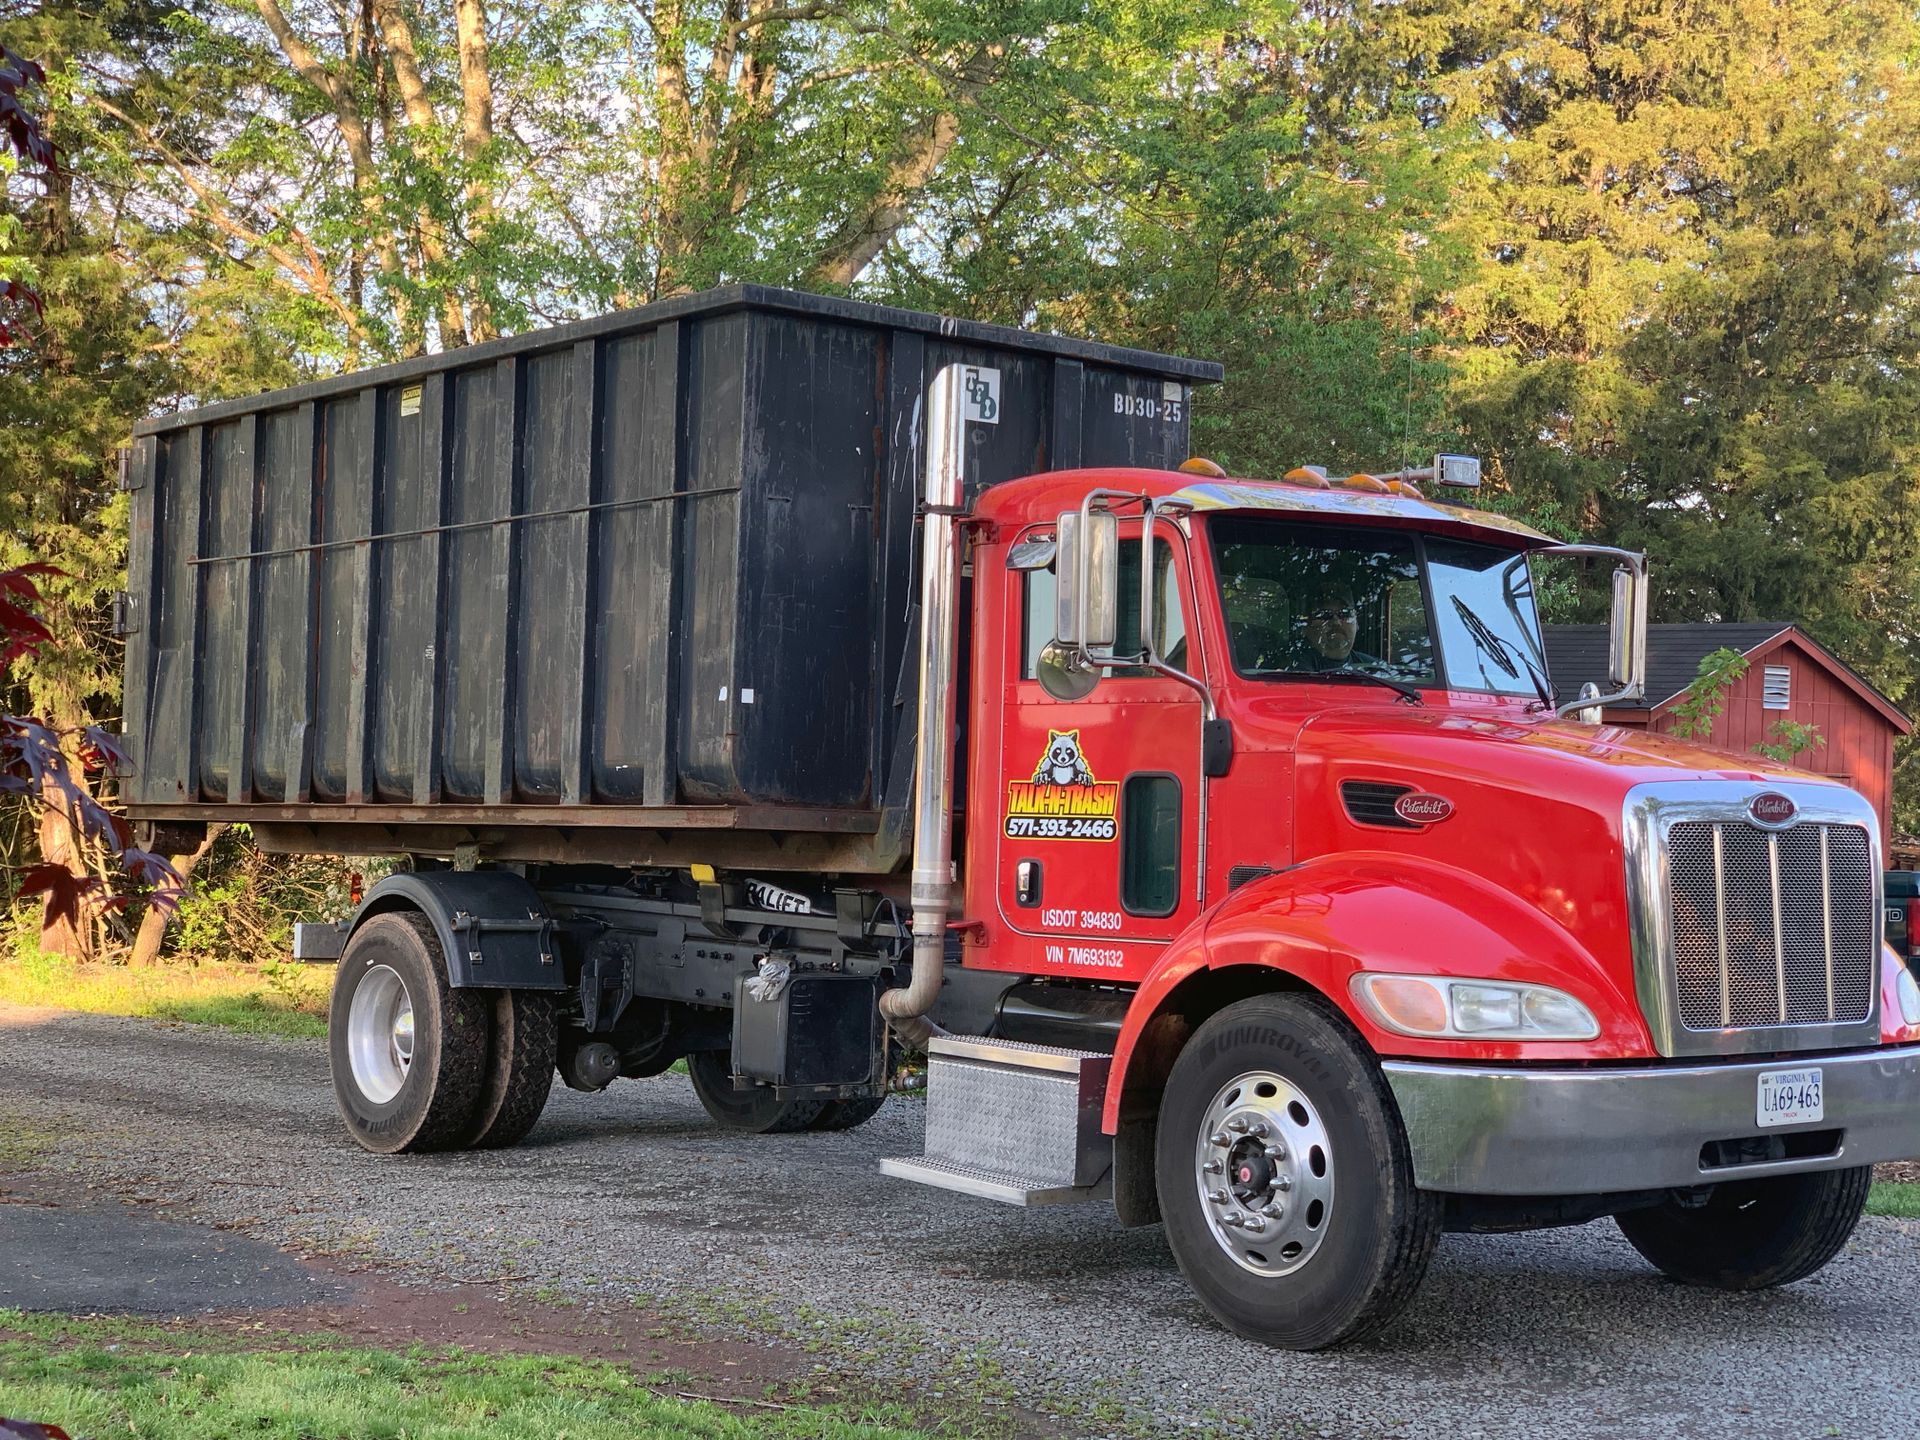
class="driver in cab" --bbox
[1300,582,1380,672]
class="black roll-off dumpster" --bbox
[119,285,1219,871]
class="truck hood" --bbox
[1267,701,1857,1024]
[1289,701,1822,811]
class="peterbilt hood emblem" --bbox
[1393,792,1454,825]
[1748,791,1797,827]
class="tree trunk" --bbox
[128,824,226,968]
[35,759,92,960]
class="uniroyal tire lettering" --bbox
[1392,792,1453,825]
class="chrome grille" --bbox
[1666,821,1874,1032]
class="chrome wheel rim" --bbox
[1193,1069,1335,1277]
[347,964,415,1105]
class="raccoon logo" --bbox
[1033,729,1096,787]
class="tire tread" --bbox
[465,991,558,1150]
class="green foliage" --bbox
[3,0,1919,824]
[1867,1182,1920,1220]
[1754,720,1823,766]
[0,1312,930,1439]
[166,830,392,966]
[1669,648,1751,741]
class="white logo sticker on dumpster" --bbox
[962,366,1001,424]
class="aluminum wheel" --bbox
[346,962,416,1105]
[1193,1068,1336,1277]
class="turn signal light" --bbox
[1350,972,1600,1042]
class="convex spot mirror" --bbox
[1054,509,1119,655]
[1036,640,1099,701]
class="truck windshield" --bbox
[1209,517,1548,697]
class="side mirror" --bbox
[1054,508,1119,657]
[1607,563,1647,695]
[1541,542,1650,718]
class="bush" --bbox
[163,827,394,966]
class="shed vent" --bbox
[1763,665,1791,710]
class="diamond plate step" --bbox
[878,1156,1113,1206]
[880,1034,1113,1208]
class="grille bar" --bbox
[1666,820,1874,1033]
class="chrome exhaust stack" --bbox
[881,364,967,1047]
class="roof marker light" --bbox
[1343,473,1390,493]
[1282,466,1331,488]
[1178,457,1227,477]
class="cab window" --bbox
[1022,540,1187,679]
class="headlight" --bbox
[1351,972,1601,1042]
[1897,964,1920,1028]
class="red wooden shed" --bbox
[1544,623,1912,851]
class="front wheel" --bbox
[1155,992,1441,1350]
[1615,1167,1872,1290]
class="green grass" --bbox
[0,950,332,1039]
[1867,1181,1920,1219]
[0,1310,930,1440]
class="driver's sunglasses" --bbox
[1307,606,1356,622]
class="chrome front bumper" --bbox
[1383,1043,1920,1196]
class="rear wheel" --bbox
[463,990,558,1149]
[330,914,490,1154]
[1615,1167,1872,1289]
[685,1050,825,1133]
[1155,993,1441,1350]
[808,1094,887,1131]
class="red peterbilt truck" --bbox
[119,287,1920,1349]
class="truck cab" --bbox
[880,453,1920,1348]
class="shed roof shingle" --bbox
[1543,622,1791,711]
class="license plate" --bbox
[1757,1068,1824,1128]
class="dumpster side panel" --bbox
[442,362,509,802]
[122,286,1217,860]
[591,326,675,804]
[253,404,317,801]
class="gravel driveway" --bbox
[3,1004,1916,1439]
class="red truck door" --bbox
[982,526,1208,984]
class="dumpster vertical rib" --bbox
[344,389,383,805]
[640,322,682,808]
[561,338,602,806]
[413,373,450,806]
[121,436,158,803]
[485,356,527,806]
[1050,356,1085,470]
[876,327,926,800]
[177,425,208,804]
[287,402,320,802]
[225,413,260,804]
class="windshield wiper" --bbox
[1449,595,1554,707]
[1267,668,1425,705]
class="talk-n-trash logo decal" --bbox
[1749,791,1797,827]
[1004,730,1120,841]
[1393,792,1454,825]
